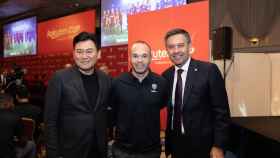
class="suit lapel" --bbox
[182,59,198,110]
[94,70,103,111]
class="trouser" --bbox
[170,132,210,158]
[112,144,160,158]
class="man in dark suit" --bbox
[162,28,230,158]
[44,32,111,158]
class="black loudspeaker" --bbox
[211,27,233,60]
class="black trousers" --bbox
[170,132,210,158]
[112,144,160,158]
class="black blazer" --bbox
[44,66,111,158]
[162,59,230,155]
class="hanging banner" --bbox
[38,10,96,54]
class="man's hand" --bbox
[210,146,224,158]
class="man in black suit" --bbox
[162,28,230,158]
[45,32,111,158]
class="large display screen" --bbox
[3,17,37,58]
[101,0,187,47]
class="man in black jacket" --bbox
[162,28,230,158]
[44,32,111,158]
[111,41,168,158]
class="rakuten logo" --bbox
[151,49,169,61]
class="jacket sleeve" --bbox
[162,70,173,157]
[209,63,231,150]
[109,78,118,128]
[44,72,63,158]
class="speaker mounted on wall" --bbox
[211,26,233,60]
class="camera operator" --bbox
[5,65,27,99]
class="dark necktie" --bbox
[173,69,183,134]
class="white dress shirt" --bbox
[171,57,191,133]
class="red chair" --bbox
[21,117,36,140]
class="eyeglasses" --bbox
[75,48,96,54]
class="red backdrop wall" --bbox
[128,1,209,74]
[98,45,128,77]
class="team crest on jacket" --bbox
[151,83,158,92]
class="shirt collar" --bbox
[128,69,152,83]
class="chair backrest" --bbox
[21,117,35,140]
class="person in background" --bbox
[14,86,42,140]
[0,69,8,93]
[64,63,72,68]
[14,86,41,122]
[0,93,36,158]
[44,32,111,158]
[99,65,110,75]
[162,28,230,158]
[110,40,168,158]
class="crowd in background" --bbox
[0,64,47,158]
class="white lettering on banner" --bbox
[152,49,168,61]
